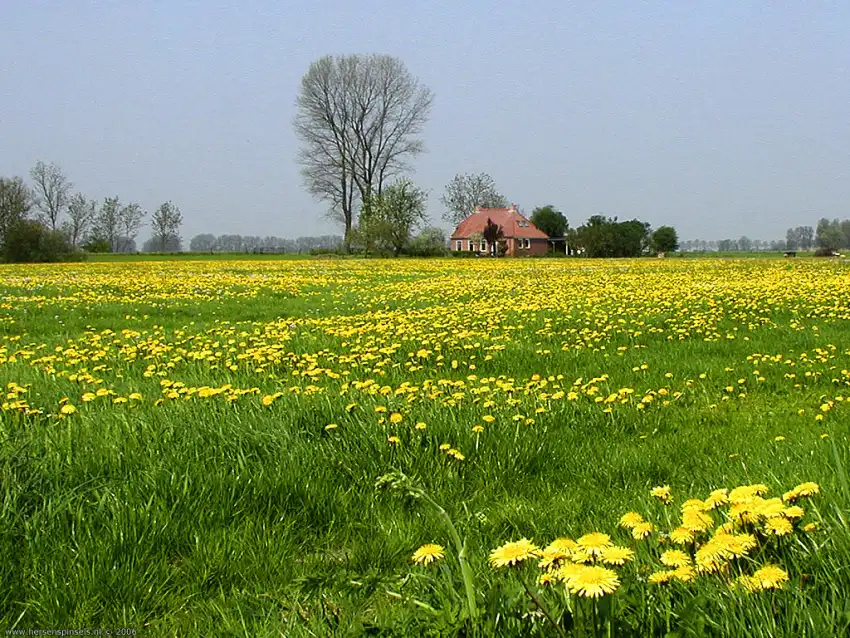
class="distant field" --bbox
[1,257,848,636]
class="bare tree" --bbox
[91,196,122,251]
[0,176,32,247]
[440,173,508,226]
[117,202,145,252]
[64,193,96,247]
[294,54,433,249]
[29,161,73,230]
[149,201,183,251]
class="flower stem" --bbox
[520,574,567,638]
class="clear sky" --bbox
[2,1,848,242]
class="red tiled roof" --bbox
[450,205,550,240]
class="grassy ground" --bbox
[1,257,848,636]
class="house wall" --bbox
[509,238,549,256]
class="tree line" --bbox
[0,161,183,262]
[679,220,850,254]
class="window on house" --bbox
[525,239,531,249]
[456,240,462,251]
[481,239,488,253]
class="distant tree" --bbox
[117,203,145,252]
[149,201,183,252]
[2,218,77,263]
[363,178,428,256]
[815,218,844,252]
[189,234,216,251]
[440,173,508,226]
[574,215,651,258]
[651,226,679,254]
[90,197,121,252]
[29,161,73,231]
[738,236,752,252]
[530,205,568,239]
[841,220,850,250]
[482,218,505,257]
[64,193,96,248]
[785,228,798,251]
[142,235,182,252]
[0,176,32,249]
[408,227,447,257]
[294,54,433,251]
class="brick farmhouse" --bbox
[450,204,551,256]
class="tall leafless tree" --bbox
[29,161,73,230]
[65,193,96,247]
[440,172,508,226]
[118,202,145,252]
[294,54,433,249]
[150,201,183,251]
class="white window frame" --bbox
[455,240,462,251]
[526,239,532,249]
[481,239,488,253]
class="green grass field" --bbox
[1,257,848,636]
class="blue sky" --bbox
[2,1,849,242]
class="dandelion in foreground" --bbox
[670,527,695,545]
[618,511,645,529]
[631,522,654,540]
[651,485,673,505]
[747,564,789,591]
[411,544,444,566]
[599,545,634,566]
[764,516,793,536]
[576,532,612,557]
[660,550,691,568]
[60,404,77,415]
[489,538,541,568]
[566,565,620,597]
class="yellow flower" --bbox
[669,527,695,545]
[618,512,645,529]
[566,565,620,597]
[704,488,729,509]
[389,412,403,424]
[576,532,612,557]
[60,404,77,415]
[764,516,793,536]
[482,415,495,423]
[387,435,400,445]
[774,435,785,442]
[599,545,634,566]
[751,564,789,590]
[81,392,96,402]
[672,565,696,582]
[324,423,338,431]
[411,543,444,565]
[261,394,275,406]
[538,538,576,569]
[415,422,427,430]
[682,509,714,533]
[631,522,654,540]
[803,522,818,533]
[472,424,484,433]
[489,538,541,568]
[651,485,673,504]
[128,392,143,400]
[648,570,674,584]
[660,550,691,568]
[782,505,804,519]
[782,482,820,502]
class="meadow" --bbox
[1,256,849,636]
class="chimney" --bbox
[508,203,517,212]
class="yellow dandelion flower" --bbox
[389,412,403,424]
[735,574,762,593]
[387,435,400,445]
[705,488,729,509]
[670,527,695,545]
[60,404,77,415]
[631,522,654,540]
[729,484,769,503]
[764,516,793,536]
[782,506,804,519]
[660,550,691,568]
[682,509,714,533]
[576,532,612,556]
[751,564,789,590]
[681,498,709,512]
[783,482,820,502]
[555,561,585,584]
[261,394,275,406]
[599,545,634,566]
[482,415,495,423]
[803,522,818,533]
[538,571,558,586]
[651,485,673,504]
[538,538,576,569]
[128,392,143,400]
[411,544,444,565]
[672,565,696,582]
[415,422,427,430]
[648,570,674,584]
[472,424,484,433]
[566,565,620,598]
[324,423,338,431]
[439,443,451,451]
[489,539,541,568]
[618,512,645,529]
[81,392,96,402]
